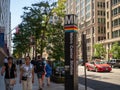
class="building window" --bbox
[86,12,90,19]
[98,26,100,33]
[107,12,109,18]
[86,0,90,4]
[112,18,120,27]
[103,2,105,8]
[112,6,120,16]
[112,0,120,6]
[112,30,119,38]
[98,2,105,8]
[98,37,100,41]
[106,1,109,8]
[107,22,109,29]
[98,18,100,23]
[86,4,90,12]
[107,32,109,39]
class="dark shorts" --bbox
[37,72,45,79]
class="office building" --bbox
[0,0,11,64]
[66,0,106,60]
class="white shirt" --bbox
[21,63,33,78]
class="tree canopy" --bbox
[13,0,66,61]
[110,42,120,59]
[93,43,106,59]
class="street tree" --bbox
[110,42,120,59]
[46,0,66,61]
[93,43,106,59]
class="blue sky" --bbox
[10,0,39,29]
[10,0,56,30]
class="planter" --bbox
[51,75,64,83]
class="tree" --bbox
[13,0,65,61]
[13,1,57,58]
[13,24,31,58]
[45,0,66,61]
[110,42,120,59]
[93,44,106,59]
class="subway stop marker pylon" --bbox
[64,14,78,90]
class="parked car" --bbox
[54,66,65,77]
[107,59,120,68]
[86,60,112,72]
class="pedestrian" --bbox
[19,59,22,66]
[4,57,8,66]
[19,56,34,90]
[45,60,52,86]
[1,56,17,90]
[35,56,46,90]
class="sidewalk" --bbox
[0,66,94,90]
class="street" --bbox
[78,66,120,90]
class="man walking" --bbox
[35,56,46,90]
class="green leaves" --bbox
[94,44,106,59]
[13,0,65,61]
[110,42,120,59]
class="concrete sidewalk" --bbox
[0,67,94,90]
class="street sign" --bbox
[64,14,78,90]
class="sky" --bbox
[10,0,40,30]
[10,0,57,32]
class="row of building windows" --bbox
[112,6,120,16]
[98,36,106,41]
[98,10,105,16]
[111,0,120,6]
[97,2,105,8]
[98,26,106,34]
[112,30,120,38]
[112,18,120,27]
[98,18,106,24]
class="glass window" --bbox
[98,18,100,23]
[81,1,85,8]
[86,0,90,4]
[98,37,100,41]
[98,26,100,33]
[86,4,90,12]
[107,1,109,8]
[107,22,109,29]
[86,12,90,19]
[107,12,109,18]
[81,9,85,16]
[103,2,105,8]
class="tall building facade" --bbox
[104,0,120,59]
[66,0,106,60]
[0,0,11,57]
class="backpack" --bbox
[36,60,45,73]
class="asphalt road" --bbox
[78,66,120,90]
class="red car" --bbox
[85,60,112,72]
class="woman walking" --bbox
[45,60,52,86]
[1,56,17,90]
[19,56,34,90]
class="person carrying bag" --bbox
[1,56,17,90]
[19,56,34,90]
